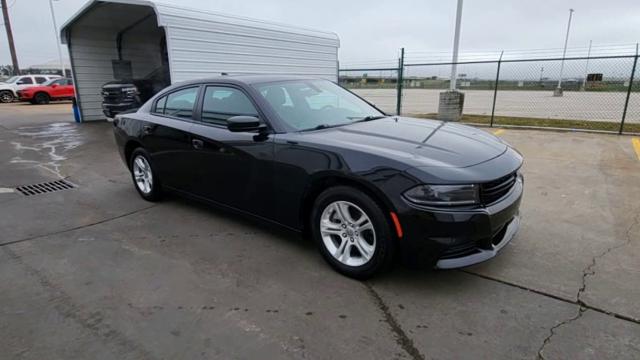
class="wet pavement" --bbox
[1,102,639,359]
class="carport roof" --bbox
[60,0,340,44]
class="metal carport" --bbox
[60,0,340,121]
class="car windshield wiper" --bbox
[300,123,346,132]
[351,115,388,123]
[300,115,388,132]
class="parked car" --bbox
[0,74,61,103]
[113,75,523,279]
[17,78,75,104]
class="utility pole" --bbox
[1,0,20,75]
[554,8,574,97]
[49,0,65,77]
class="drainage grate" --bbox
[15,179,76,196]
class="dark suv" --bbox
[101,66,170,118]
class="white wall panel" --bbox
[62,0,339,121]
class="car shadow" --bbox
[161,191,314,253]
[160,192,461,282]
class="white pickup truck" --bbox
[0,74,61,103]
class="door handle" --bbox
[142,125,153,134]
[192,138,204,150]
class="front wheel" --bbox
[311,186,395,279]
[0,91,14,103]
[130,148,162,201]
[33,92,50,105]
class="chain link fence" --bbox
[339,52,640,135]
[338,67,400,115]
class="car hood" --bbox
[297,117,507,168]
[103,81,136,89]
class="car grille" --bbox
[101,88,134,103]
[102,89,122,102]
[480,172,517,205]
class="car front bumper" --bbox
[396,176,523,269]
[435,214,519,269]
[16,91,33,100]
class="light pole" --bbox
[49,0,65,77]
[582,39,592,91]
[449,0,464,91]
[554,8,574,97]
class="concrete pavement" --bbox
[1,103,639,359]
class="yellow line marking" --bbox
[632,137,640,161]
[492,129,505,136]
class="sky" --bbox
[1,0,639,68]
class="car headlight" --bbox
[403,184,479,206]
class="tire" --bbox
[0,91,14,103]
[33,92,50,105]
[311,186,395,279]
[129,148,162,201]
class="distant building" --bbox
[25,59,72,77]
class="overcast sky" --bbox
[1,0,639,68]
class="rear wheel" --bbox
[0,91,14,103]
[34,92,50,105]
[311,186,395,279]
[130,148,162,201]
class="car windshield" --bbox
[254,79,384,131]
[43,79,59,86]
[4,76,19,84]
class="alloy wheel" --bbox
[132,155,153,194]
[0,92,14,103]
[319,200,376,267]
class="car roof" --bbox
[21,74,61,78]
[173,75,327,87]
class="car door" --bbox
[189,84,275,218]
[141,85,201,192]
[15,76,34,91]
[49,79,66,98]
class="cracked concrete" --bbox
[537,307,585,360]
[1,103,640,359]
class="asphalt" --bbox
[1,102,639,360]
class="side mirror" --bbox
[227,116,265,132]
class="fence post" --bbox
[619,44,638,134]
[396,48,405,116]
[490,51,503,127]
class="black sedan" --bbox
[113,75,523,279]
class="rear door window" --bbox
[164,87,198,119]
[153,96,167,114]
